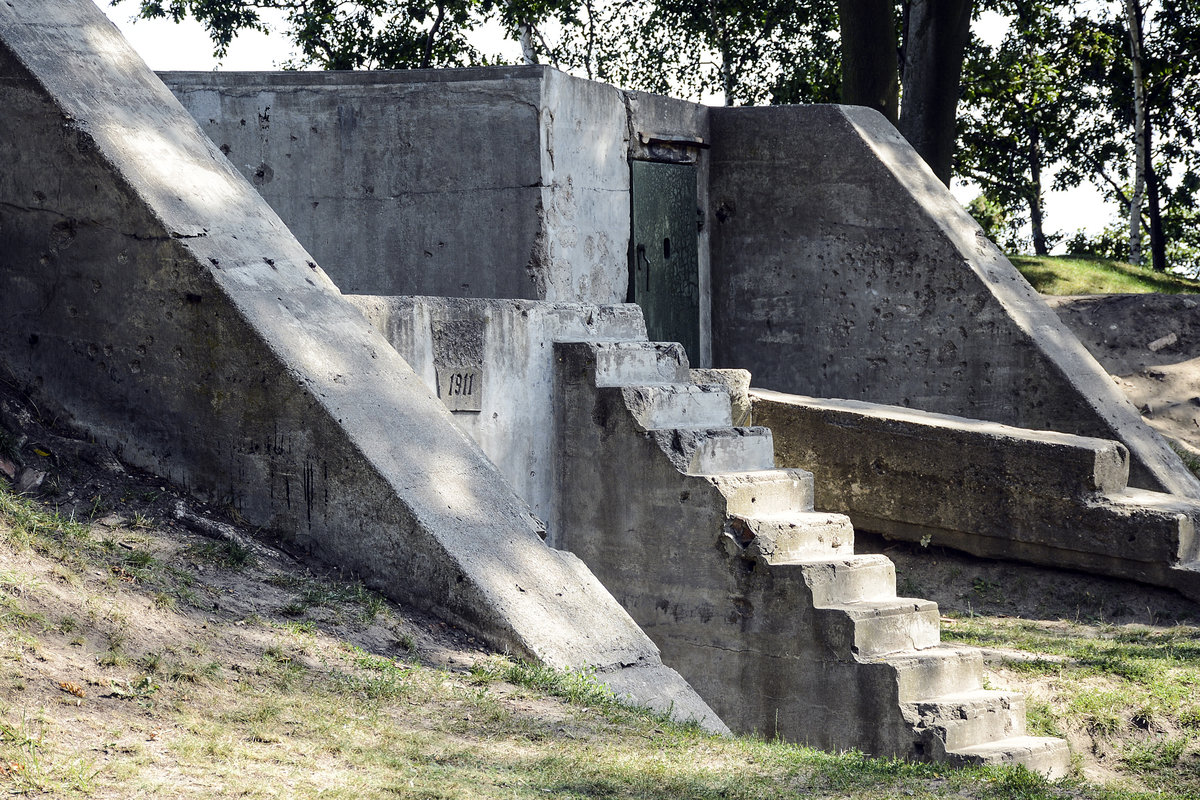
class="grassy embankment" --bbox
[1011,254,1200,295]
[3,476,1200,799]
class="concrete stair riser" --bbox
[948,737,1072,779]
[885,648,988,702]
[817,600,942,657]
[795,555,897,605]
[592,341,689,387]
[732,513,856,561]
[711,470,816,517]
[622,384,733,430]
[649,427,776,475]
[906,691,1027,752]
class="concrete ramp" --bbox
[0,0,722,730]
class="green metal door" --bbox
[630,160,700,365]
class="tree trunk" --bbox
[1125,0,1147,266]
[837,0,899,125]
[1028,123,1049,256]
[1145,108,1168,271]
[897,0,974,185]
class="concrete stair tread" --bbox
[823,597,938,617]
[947,735,1071,777]
[791,553,893,568]
[907,688,1023,709]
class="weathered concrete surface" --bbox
[163,67,550,299]
[753,390,1200,598]
[0,0,723,730]
[553,340,1068,772]
[1046,294,1200,455]
[164,69,712,357]
[348,296,645,536]
[707,104,1200,500]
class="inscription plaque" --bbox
[436,366,483,412]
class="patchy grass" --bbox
[2,474,1199,798]
[942,615,1200,797]
[1011,255,1200,295]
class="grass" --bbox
[3,480,1200,798]
[1011,254,1200,295]
[942,615,1200,797]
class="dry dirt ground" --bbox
[1048,293,1200,457]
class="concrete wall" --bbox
[164,69,712,362]
[707,104,1200,500]
[163,67,550,300]
[348,296,645,533]
[0,0,723,729]
[753,391,1200,597]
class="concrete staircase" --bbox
[554,339,1070,775]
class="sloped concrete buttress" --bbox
[707,104,1200,500]
[0,0,723,731]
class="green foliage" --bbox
[536,0,841,105]
[121,0,510,69]
[967,193,1016,247]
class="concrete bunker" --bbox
[165,67,1200,500]
[1,0,1195,774]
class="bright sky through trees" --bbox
[97,0,1107,245]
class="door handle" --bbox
[636,244,650,292]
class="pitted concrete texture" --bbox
[0,0,723,731]
[753,390,1200,599]
[348,296,647,539]
[162,69,711,319]
[553,340,1068,773]
[707,104,1200,500]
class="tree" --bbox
[898,0,974,186]
[837,0,899,124]
[122,0,527,69]
[956,1,1103,255]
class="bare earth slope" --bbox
[1047,294,1200,457]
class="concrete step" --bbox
[623,384,733,430]
[1097,488,1199,564]
[884,647,986,702]
[592,341,689,387]
[729,513,855,560]
[652,427,776,475]
[711,469,815,516]
[906,690,1026,752]
[816,597,941,657]
[796,555,896,605]
[946,735,1071,778]
[1170,561,1200,603]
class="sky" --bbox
[98,0,1113,245]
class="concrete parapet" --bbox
[753,390,1200,599]
[0,0,722,731]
